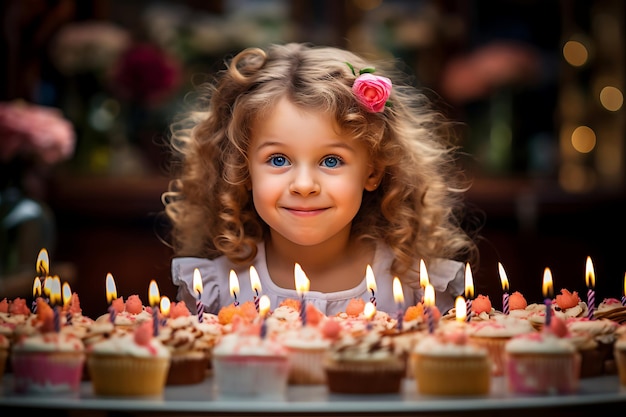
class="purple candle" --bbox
[250,266,262,313]
[542,267,553,327]
[585,257,596,320]
[499,262,510,315]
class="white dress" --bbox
[171,241,465,316]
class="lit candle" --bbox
[455,295,467,323]
[622,273,626,307]
[250,266,262,312]
[36,248,50,304]
[160,296,170,326]
[585,256,596,320]
[393,277,404,331]
[62,282,72,326]
[366,265,377,306]
[193,268,204,323]
[32,277,42,313]
[464,263,474,322]
[295,263,310,326]
[424,283,436,334]
[49,276,62,333]
[259,295,271,339]
[498,262,510,315]
[542,267,554,327]
[229,270,240,307]
[148,280,161,336]
[105,272,117,324]
[363,301,376,330]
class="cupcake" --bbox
[504,317,581,395]
[566,317,619,377]
[412,329,491,396]
[324,330,405,394]
[87,320,171,396]
[10,301,86,394]
[211,322,289,399]
[95,295,152,332]
[158,303,211,385]
[278,319,334,385]
[614,335,626,385]
[0,333,10,378]
[467,314,535,376]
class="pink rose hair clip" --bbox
[346,62,392,113]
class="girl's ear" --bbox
[364,167,383,191]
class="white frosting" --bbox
[279,326,331,350]
[88,333,170,358]
[468,315,535,338]
[413,333,487,357]
[12,332,84,353]
[505,332,576,354]
[213,333,287,357]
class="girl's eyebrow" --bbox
[253,140,357,153]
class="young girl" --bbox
[162,42,479,317]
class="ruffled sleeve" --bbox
[171,257,231,315]
[427,258,465,314]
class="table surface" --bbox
[1,374,625,415]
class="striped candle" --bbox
[196,299,204,323]
[585,257,595,320]
[502,292,510,315]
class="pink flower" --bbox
[352,73,392,113]
[0,101,75,165]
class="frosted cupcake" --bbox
[504,317,581,395]
[324,330,405,394]
[412,329,491,396]
[594,298,626,324]
[467,314,535,376]
[211,322,289,399]
[87,320,171,396]
[11,301,86,394]
[614,335,626,385]
[566,317,619,377]
[95,295,153,332]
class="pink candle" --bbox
[585,257,595,320]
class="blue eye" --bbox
[322,156,342,168]
[269,155,289,167]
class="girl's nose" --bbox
[289,167,320,196]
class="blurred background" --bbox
[1,0,624,318]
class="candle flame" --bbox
[33,277,42,298]
[392,277,404,304]
[229,270,240,298]
[193,268,203,296]
[498,262,509,292]
[419,259,429,287]
[294,263,310,296]
[365,264,377,293]
[36,248,49,277]
[455,295,466,322]
[148,280,160,307]
[160,296,171,316]
[424,283,435,307]
[43,276,52,296]
[364,301,376,319]
[259,295,271,317]
[250,266,262,293]
[105,273,117,304]
[542,267,553,298]
[585,256,595,289]
[464,263,474,299]
[62,282,72,307]
[49,275,62,306]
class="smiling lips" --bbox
[283,207,328,217]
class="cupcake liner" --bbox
[285,347,328,385]
[505,352,581,394]
[87,354,170,396]
[166,355,210,385]
[0,349,7,377]
[468,336,510,376]
[412,354,491,396]
[11,351,86,394]
[614,348,626,386]
[324,358,405,394]
[212,355,289,398]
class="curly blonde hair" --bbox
[162,42,479,280]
